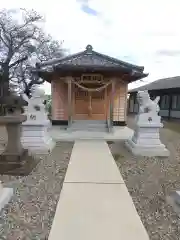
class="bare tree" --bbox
[0,8,65,97]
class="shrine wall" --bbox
[51,76,128,126]
[113,80,128,123]
[51,78,68,121]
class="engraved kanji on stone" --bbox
[30,114,36,120]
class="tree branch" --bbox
[14,28,37,52]
[9,56,28,68]
[0,32,9,48]
[0,22,11,47]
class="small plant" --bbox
[45,99,52,115]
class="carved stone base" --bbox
[0,149,40,176]
[21,123,55,154]
[125,113,170,157]
[125,138,170,157]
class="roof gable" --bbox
[39,45,144,72]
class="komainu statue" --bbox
[21,84,47,122]
[137,90,160,115]
[125,90,169,157]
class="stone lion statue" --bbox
[31,84,45,98]
[20,85,45,103]
[21,84,46,113]
[137,90,160,115]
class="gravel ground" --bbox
[0,142,73,240]
[109,116,180,240]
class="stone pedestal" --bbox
[125,114,170,157]
[21,119,55,154]
[0,181,13,212]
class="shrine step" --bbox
[69,120,108,132]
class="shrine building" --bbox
[34,45,148,131]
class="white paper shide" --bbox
[126,90,169,157]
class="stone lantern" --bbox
[0,94,37,175]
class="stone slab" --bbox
[175,191,180,202]
[64,140,124,184]
[166,191,180,216]
[50,126,133,141]
[170,191,180,205]
[48,183,149,240]
[0,187,13,212]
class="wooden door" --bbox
[90,90,106,120]
[73,85,106,120]
[73,86,89,120]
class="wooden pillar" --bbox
[124,83,128,121]
[68,77,72,127]
[110,79,115,128]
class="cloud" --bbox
[156,50,180,57]
[1,0,180,93]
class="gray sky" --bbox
[1,0,180,94]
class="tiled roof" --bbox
[38,45,145,72]
[129,76,180,92]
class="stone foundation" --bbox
[125,138,169,157]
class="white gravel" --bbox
[0,142,73,240]
[108,116,180,240]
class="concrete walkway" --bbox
[48,140,149,240]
